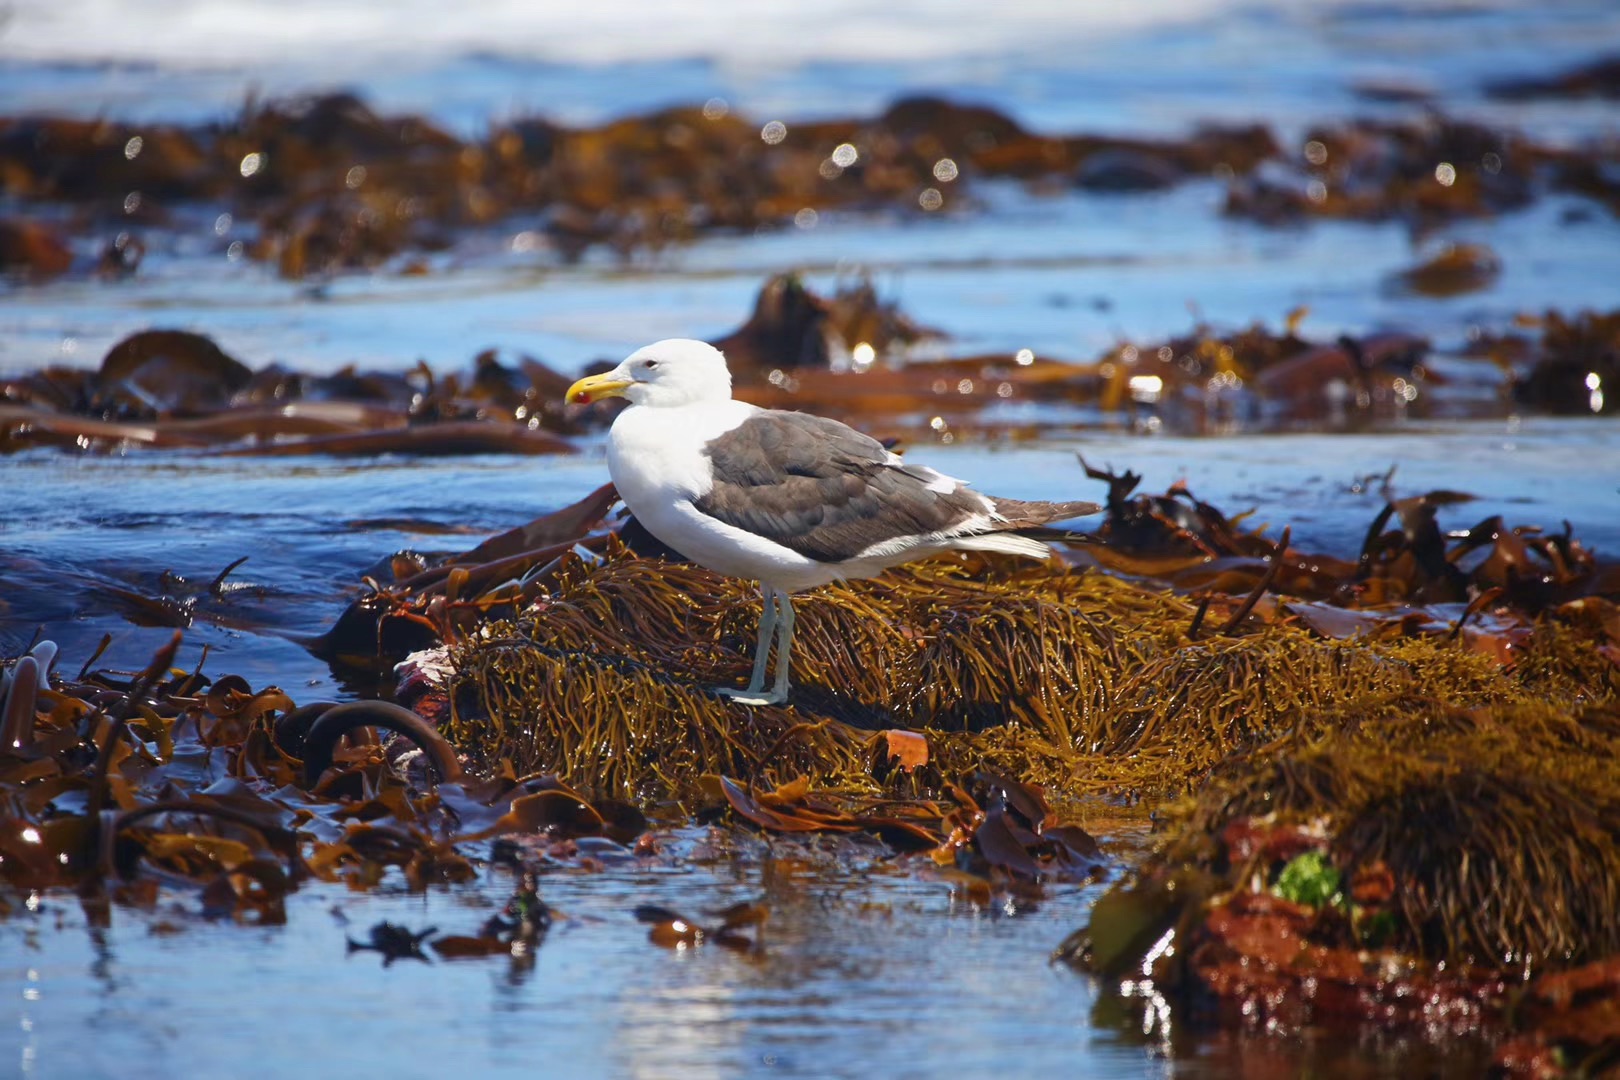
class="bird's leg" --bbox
[746,585,778,693]
[766,592,795,704]
[715,584,778,703]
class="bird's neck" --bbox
[610,397,757,453]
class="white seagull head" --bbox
[566,338,733,409]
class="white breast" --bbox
[606,400,838,590]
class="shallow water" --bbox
[0,821,1508,1080]
[3,833,1150,1080]
[3,2,1620,1076]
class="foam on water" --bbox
[0,0,1302,68]
[2,0,1617,137]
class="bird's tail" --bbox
[987,497,1101,527]
[950,532,1055,560]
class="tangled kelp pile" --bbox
[0,631,668,915]
[1001,501,1620,1067]
[1058,696,1620,1073]
[416,541,1612,803]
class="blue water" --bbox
[3,1,1620,1076]
[1,833,1152,1080]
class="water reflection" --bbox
[18,964,38,1076]
[12,833,1132,1077]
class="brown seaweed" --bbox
[6,283,1616,456]
[1,92,1610,291]
[2,328,583,455]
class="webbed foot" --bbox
[713,686,788,706]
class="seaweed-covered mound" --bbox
[1058,651,1620,1067]
[433,538,1615,810]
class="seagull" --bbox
[565,339,1098,706]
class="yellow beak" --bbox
[565,373,633,405]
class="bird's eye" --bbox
[642,360,659,370]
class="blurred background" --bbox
[2,0,1617,377]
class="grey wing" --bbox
[692,411,992,562]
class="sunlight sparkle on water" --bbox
[1129,374,1164,402]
